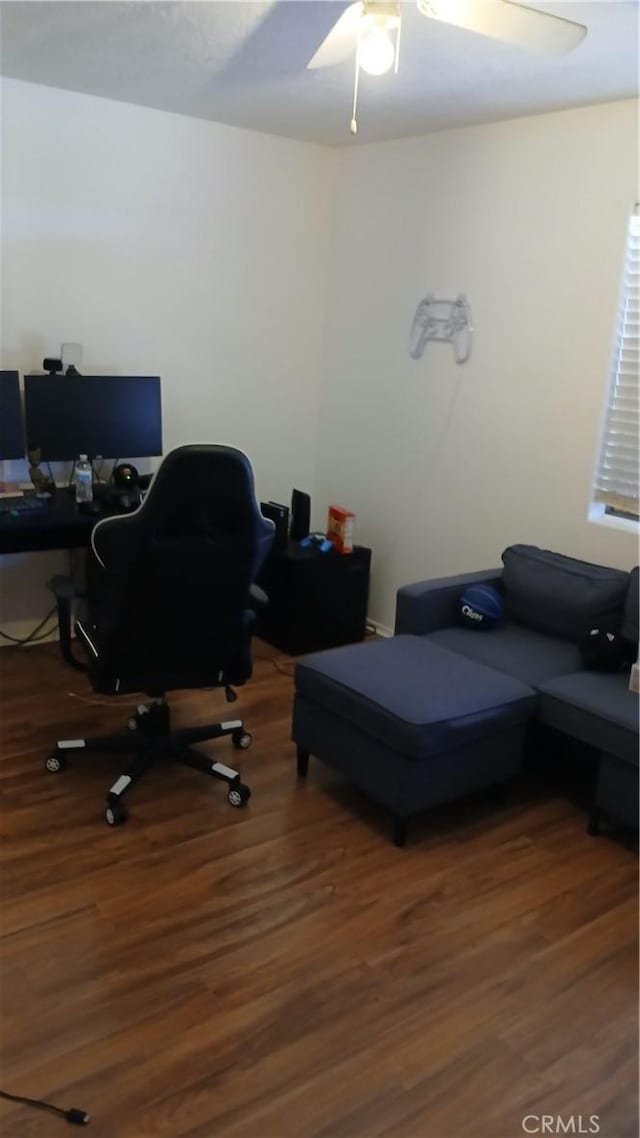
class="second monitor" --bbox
[0,371,25,460]
[24,374,162,461]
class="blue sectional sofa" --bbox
[293,546,639,845]
[397,547,638,835]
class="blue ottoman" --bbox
[292,636,536,845]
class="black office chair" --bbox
[48,445,275,826]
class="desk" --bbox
[0,504,372,657]
[255,543,372,656]
[0,492,117,555]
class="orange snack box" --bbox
[326,504,355,554]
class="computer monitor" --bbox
[0,370,25,460]
[24,375,162,461]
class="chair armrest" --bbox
[51,574,81,602]
[394,569,504,636]
[50,575,89,673]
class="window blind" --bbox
[594,212,640,518]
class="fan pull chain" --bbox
[394,10,402,73]
[350,34,361,135]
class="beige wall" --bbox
[0,79,335,638]
[315,100,639,630]
[1,83,638,642]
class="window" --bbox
[593,211,639,522]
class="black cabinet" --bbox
[255,544,372,656]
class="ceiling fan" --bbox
[307,1,588,134]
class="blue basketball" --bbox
[459,584,505,630]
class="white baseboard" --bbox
[367,619,393,638]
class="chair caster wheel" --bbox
[45,752,67,773]
[105,802,128,826]
[232,731,253,750]
[228,783,251,808]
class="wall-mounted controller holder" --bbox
[409,294,472,364]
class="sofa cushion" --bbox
[427,623,582,688]
[539,671,639,765]
[501,545,629,642]
[295,636,536,761]
[622,566,639,646]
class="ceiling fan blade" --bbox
[307,2,364,69]
[417,0,587,56]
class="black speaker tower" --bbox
[290,489,311,542]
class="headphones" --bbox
[112,462,139,488]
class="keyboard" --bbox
[0,495,47,516]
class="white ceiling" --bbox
[0,1,637,146]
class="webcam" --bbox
[42,343,83,375]
[43,357,63,375]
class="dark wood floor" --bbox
[0,643,637,1138]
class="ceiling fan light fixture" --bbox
[358,25,396,74]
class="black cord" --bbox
[0,605,57,645]
[254,653,295,677]
[0,1088,89,1125]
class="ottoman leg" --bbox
[296,745,310,778]
[393,817,408,848]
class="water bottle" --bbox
[74,455,93,503]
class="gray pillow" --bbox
[622,566,639,646]
[502,545,629,643]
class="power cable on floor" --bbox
[0,1088,90,1126]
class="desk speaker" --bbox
[290,489,310,542]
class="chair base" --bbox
[47,699,254,825]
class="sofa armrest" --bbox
[395,569,504,636]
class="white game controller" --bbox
[409,294,472,364]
